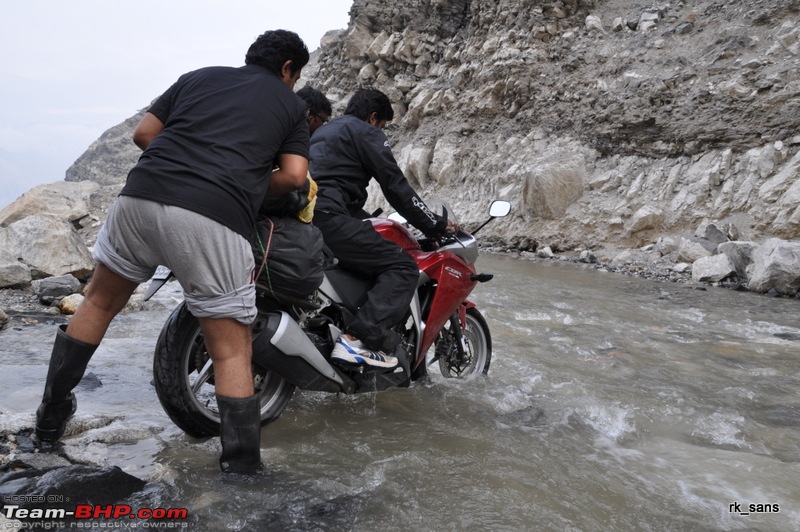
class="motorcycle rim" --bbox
[437,307,492,378]
[153,302,295,437]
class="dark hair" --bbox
[297,86,332,116]
[245,30,309,76]
[344,89,394,122]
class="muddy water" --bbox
[2,253,799,530]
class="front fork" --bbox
[432,306,469,366]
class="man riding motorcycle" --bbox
[309,88,456,368]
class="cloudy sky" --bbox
[0,0,352,209]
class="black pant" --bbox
[315,211,419,352]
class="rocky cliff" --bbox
[308,0,800,251]
[67,0,800,252]
[2,0,800,296]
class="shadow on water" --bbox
[2,254,800,530]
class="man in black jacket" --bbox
[310,89,455,368]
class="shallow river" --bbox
[2,253,799,530]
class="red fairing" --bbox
[416,252,477,356]
[371,217,478,364]
[370,218,421,252]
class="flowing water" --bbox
[2,253,799,531]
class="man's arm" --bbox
[132,112,165,150]
[267,153,309,195]
[361,130,446,235]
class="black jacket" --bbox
[309,115,445,236]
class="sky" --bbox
[0,0,353,209]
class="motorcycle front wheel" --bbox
[437,307,492,378]
[153,302,295,437]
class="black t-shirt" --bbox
[309,115,444,235]
[121,64,309,239]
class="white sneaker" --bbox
[331,335,398,368]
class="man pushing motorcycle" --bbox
[310,88,457,369]
[33,30,312,475]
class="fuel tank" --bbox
[370,218,421,252]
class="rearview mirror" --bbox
[489,200,511,218]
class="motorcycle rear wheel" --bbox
[437,307,492,378]
[153,302,295,437]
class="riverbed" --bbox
[1,253,799,530]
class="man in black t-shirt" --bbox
[34,30,311,475]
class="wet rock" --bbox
[0,465,146,513]
[32,275,83,304]
[57,294,84,315]
[261,493,366,531]
[76,372,103,392]
[8,452,72,471]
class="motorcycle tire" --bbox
[438,307,492,378]
[153,302,295,438]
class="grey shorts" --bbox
[93,196,256,324]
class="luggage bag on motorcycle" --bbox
[253,215,324,300]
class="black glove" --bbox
[422,213,449,238]
[260,178,311,217]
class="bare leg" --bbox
[197,317,254,398]
[67,263,139,345]
[36,263,137,442]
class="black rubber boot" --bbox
[217,394,264,474]
[35,324,98,443]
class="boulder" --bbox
[0,465,145,515]
[0,216,94,281]
[0,249,32,288]
[628,205,663,234]
[676,236,715,263]
[747,238,800,295]
[0,181,99,227]
[32,274,83,301]
[521,153,585,219]
[695,221,729,245]
[717,241,759,279]
[692,254,736,282]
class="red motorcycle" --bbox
[151,200,511,436]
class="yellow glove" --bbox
[297,174,317,223]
